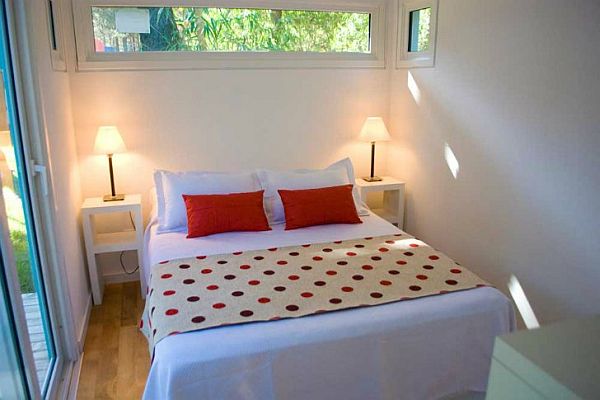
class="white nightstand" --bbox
[355,177,405,228]
[82,194,143,305]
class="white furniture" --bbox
[355,177,405,228]
[82,194,143,305]
[486,316,600,400]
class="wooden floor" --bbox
[77,282,150,400]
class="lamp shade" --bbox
[359,117,391,142]
[93,126,126,155]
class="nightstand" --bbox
[355,177,405,228]
[82,194,143,305]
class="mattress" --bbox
[142,212,514,400]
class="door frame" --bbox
[2,0,80,398]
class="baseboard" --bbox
[104,270,140,284]
[66,353,84,400]
[78,294,93,352]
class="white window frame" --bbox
[72,0,387,71]
[46,0,67,71]
[396,0,438,68]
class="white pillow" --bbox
[257,158,368,225]
[154,169,261,233]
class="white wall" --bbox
[25,1,89,342]
[388,0,600,323]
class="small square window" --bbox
[397,0,438,68]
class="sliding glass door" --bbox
[0,1,61,398]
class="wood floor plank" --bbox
[78,283,150,399]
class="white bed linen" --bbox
[142,213,514,400]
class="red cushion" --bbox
[183,191,271,238]
[278,184,362,230]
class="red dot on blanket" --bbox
[346,252,357,256]
[429,255,440,260]
[191,316,205,323]
[380,280,392,286]
[445,280,458,285]
[240,310,254,317]
[206,285,219,290]
[224,275,236,280]
[301,266,312,271]
[274,286,286,292]
[410,243,419,248]
[362,265,373,270]
[254,256,264,261]
[165,309,179,316]
[187,296,200,302]
[370,292,383,298]
[159,260,169,264]
[396,260,407,265]
[388,270,399,275]
[240,265,251,270]
[288,275,300,281]
[371,256,382,261]
[302,244,311,247]
[342,286,354,292]
[233,252,243,255]
[355,244,365,248]
[329,298,342,304]
[263,270,275,275]
[213,303,226,309]
[201,269,212,274]
[258,297,271,304]
[416,275,428,280]
[385,240,395,244]
[289,252,300,256]
[379,248,389,252]
[450,269,462,274]
[217,260,228,265]
[161,274,172,279]
[403,252,414,256]
[439,290,449,294]
[365,237,373,240]
[337,261,348,266]
[183,279,195,284]
[286,305,299,312]
[301,292,313,298]
[313,256,323,261]
[352,275,364,281]
[334,241,343,244]
[314,281,327,286]
[394,234,402,237]
[179,264,190,269]
[196,256,206,260]
[163,290,176,296]
[277,260,288,265]
[409,285,422,291]
[248,280,260,286]
[322,248,333,252]
[231,291,244,297]
[423,265,434,270]
[268,248,278,252]
[326,270,337,276]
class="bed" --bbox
[141,210,514,400]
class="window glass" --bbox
[91,7,371,53]
[407,7,431,52]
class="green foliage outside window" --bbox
[92,7,371,53]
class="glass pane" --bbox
[92,6,371,53]
[408,7,431,52]
[0,35,55,395]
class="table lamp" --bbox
[359,117,391,182]
[94,126,126,202]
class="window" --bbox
[73,1,386,70]
[397,0,438,68]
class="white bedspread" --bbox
[142,212,514,400]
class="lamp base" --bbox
[103,194,125,202]
[362,176,383,182]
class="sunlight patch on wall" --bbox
[444,143,460,179]
[407,71,421,104]
[508,274,540,329]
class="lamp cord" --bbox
[119,211,139,275]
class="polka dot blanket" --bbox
[140,233,489,354]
